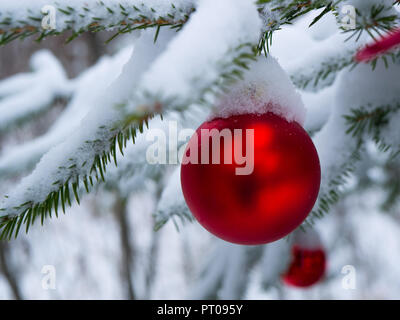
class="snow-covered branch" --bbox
[190,242,263,299]
[0,29,176,239]
[0,47,132,178]
[288,33,357,92]
[103,105,206,198]
[259,239,290,288]
[258,0,334,52]
[0,0,195,45]
[123,0,262,121]
[0,0,263,239]
[337,0,399,41]
[0,50,70,133]
[308,59,400,223]
[155,167,193,231]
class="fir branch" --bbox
[0,116,151,241]
[190,244,263,299]
[138,0,261,229]
[0,29,175,239]
[306,146,362,226]
[307,102,400,224]
[339,2,399,42]
[129,43,260,229]
[290,47,356,91]
[0,0,195,45]
[290,43,400,92]
[381,162,400,211]
[122,0,261,125]
[0,95,69,136]
[0,0,260,238]
[257,0,339,54]
[0,47,133,179]
[124,44,258,124]
[344,103,400,161]
[0,50,71,134]
[154,163,195,233]
[344,103,400,140]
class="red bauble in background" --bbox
[356,28,400,62]
[180,112,321,245]
[282,245,326,288]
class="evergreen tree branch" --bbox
[0,0,262,239]
[257,0,340,53]
[0,0,195,46]
[0,46,132,179]
[122,0,261,125]
[289,41,400,92]
[338,1,399,42]
[381,161,400,211]
[190,243,263,299]
[374,108,400,159]
[289,46,356,91]
[0,29,175,240]
[0,50,72,135]
[155,167,193,232]
[307,101,400,225]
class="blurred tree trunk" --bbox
[114,196,136,300]
[0,242,22,300]
[144,184,164,299]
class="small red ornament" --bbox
[180,112,321,245]
[282,245,326,288]
[356,28,400,62]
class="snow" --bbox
[131,0,262,113]
[335,61,400,108]
[0,50,70,131]
[155,166,190,229]
[218,244,249,299]
[259,239,291,287]
[0,29,176,215]
[1,0,400,300]
[308,11,338,42]
[118,105,208,225]
[0,0,262,215]
[269,11,320,67]
[302,86,334,133]
[0,46,132,177]
[190,242,259,300]
[211,56,306,125]
[312,58,400,219]
[287,32,358,92]
[0,0,196,32]
[380,110,400,153]
[338,0,394,15]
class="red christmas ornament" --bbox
[180,112,321,245]
[282,244,326,288]
[356,28,400,62]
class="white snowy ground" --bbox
[0,9,399,299]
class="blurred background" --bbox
[0,10,400,300]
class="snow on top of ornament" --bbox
[211,56,306,125]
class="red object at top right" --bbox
[356,28,400,62]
